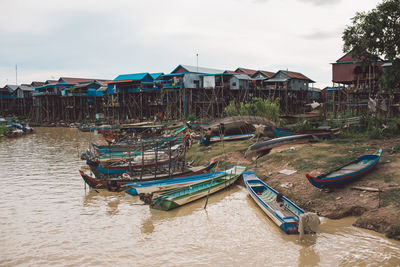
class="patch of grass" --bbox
[383,173,395,183]
[185,140,253,166]
[380,189,400,207]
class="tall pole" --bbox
[15,64,18,84]
[196,53,198,72]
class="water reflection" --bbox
[298,235,320,267]
[140,186,241,234]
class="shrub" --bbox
[224,98,281,122]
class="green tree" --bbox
[342,0,400,92]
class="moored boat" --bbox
[306,148,383,188]
[273,127,340,138]
[150,165,246,211]
[79,157,218,189]
[124,171,226,196]
[245,134,313,159]
[243,171,304,234]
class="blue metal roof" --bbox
[113,73,152,81]
[150,73,164,79]
[161,73,185,77]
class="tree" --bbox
[342,0,400,92]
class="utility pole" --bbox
[15,64,18,84]
[196,53,199,72]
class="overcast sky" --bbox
[0,0,381,88]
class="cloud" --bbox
[302,29,340,40]
[298,0,342,6]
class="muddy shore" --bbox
[186,137,400,240]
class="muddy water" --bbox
[0,127,399,267]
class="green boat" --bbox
[150,166,246,211]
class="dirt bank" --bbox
[187,137,400,240]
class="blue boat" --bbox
[124,171,225,196]
[243,171,304,234]
[306,148,383,188]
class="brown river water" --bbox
[0,127,399,267]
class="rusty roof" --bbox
[31,81,44,87]
[59,77,111,85]
[281,70,314,82]
[235,67,257,76]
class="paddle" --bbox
[204,161,220,209]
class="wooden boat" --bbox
[195,116,276,135]
[243,171,304,234]
[151,166,246,211]
[245,134,313,159]
[273,127,340,138]
[124,171,226,196]
[306,148,383,188]
[199,133,255,145]
[86,146,183,177]
[92,137,181,153]
[79,157,218,189]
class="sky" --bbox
[0,0,382,88]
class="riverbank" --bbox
[186,137,400,240]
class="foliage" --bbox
[342,0,400,92]
[223,98,281,122]
[186,114,196,122]
[223,101,239,117]
[294,120,313,132]
[327,113,400,140]
[0,125,5,136]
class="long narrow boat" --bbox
[306,148,383,188]
[199,133,254,145]
[124,171,226,196]
[245,134,313,159]
[79,157,218,189]
[151,166,246,211]
[273,127,340,138]
[243,171,304,234]
[92,138,181,153]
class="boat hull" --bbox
[125,171,225,196]
[305,148,382,188]
[151,166,246,211]
[243,171,304,234]
[80,158,218,189]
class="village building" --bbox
[0,85,18,116]
[105,73,163,122]
[330,52,385,115]
[264,70,315,114]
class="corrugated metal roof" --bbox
[113,73,151,81]
[265,77,289,83]
[17,85,34,91]
[4,85,18,92]
[259,70,275,77]
[173,65,225,74]
[281,70,314,82]
[150,72,164,79]
[233,74,252,80]
[31,81,44,87]
[45,80,58,84]
[60,77,111,85]
[235,67,257,76]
